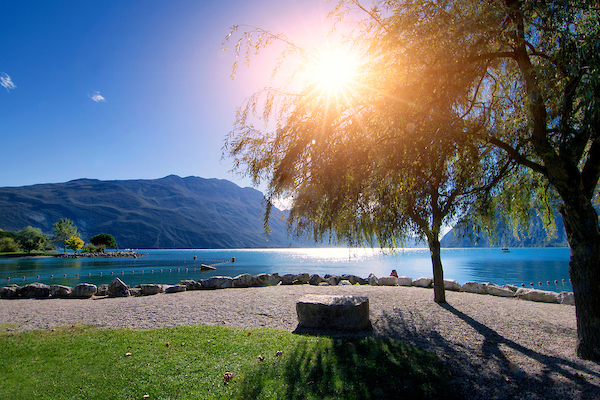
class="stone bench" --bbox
[296,295,371,331]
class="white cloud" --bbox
[89,91,106,102]
[0,73,16,91]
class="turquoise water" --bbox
[0,247,572,292]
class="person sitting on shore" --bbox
[390,269,398,278]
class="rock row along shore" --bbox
[0,272,575,305]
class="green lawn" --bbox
[0,323,459,399]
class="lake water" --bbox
[0,247,572,292]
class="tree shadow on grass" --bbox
[234,333,461,400]
[376,303,600,400]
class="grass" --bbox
[0,324,459,400]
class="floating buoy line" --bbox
[5,256,234,283]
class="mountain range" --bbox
[0,175,302,249]
[0,175,569,248]
[440,213,569,247]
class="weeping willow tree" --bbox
[312,0,599,360]
[224,0,600,359]
[223,7,509,303]
[349,0,600,360]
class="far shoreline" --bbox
[0,251,147,259]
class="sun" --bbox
[305,45,362,97]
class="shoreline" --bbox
[0,273,575,305]
[0,251,147,259]
[56,251,147,259]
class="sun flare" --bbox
[305,45,362,97]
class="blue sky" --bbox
[0,0,334,189]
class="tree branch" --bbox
[559,73,587,162]
[466,52,516,63]
[581,137,600,200]
[486,136,547,175]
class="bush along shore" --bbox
[56,251,147,259]
[0,272,575,306]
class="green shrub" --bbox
[0,237,20,252]
[81,243,98,253]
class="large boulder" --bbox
[140,284,162,296]
[341,274,367,285]
[107,278,130,297]
[397,276,412,286]
[0,285,19,299]
[309,274,324,286]
[558,291,575,305]
[461,281,488,294]
[281,274,297,285]
[233,274,256,288]
[367,273,379,286]
[378,276,398,286]
[254,273,281,286]
[339,280,353,285]
[50,284,72,298]
[17,283,51,298]
[504,284,519,293]
[326,275,342,286]
[486,284,514,297]
[96,284,109,296]
[201,276,234,289]
[412,277,433,288]
[296,295,371,331]
[71,283,98,298]
[443,279,461,292]
[293,273,310,284]
[164,284,186,294]
[515,288,559,303]
[180,279,202,291]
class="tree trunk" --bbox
[561,198,600,361]
[429,238,446,303]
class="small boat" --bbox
[501,247,510,253]
[200,264,216,270]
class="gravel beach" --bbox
[1,284,599,399]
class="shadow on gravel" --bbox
[375,303,600,400]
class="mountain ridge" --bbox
[0,175,570,249]
[0,175,300,249]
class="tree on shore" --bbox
[225,21,510,303]
[0,237,20,252]
[90,233,117,252]
[52,218,79,253]
[357,0,600,361]
[16,226,48,254]
[65,236,84,253]
[224,0,600,359]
